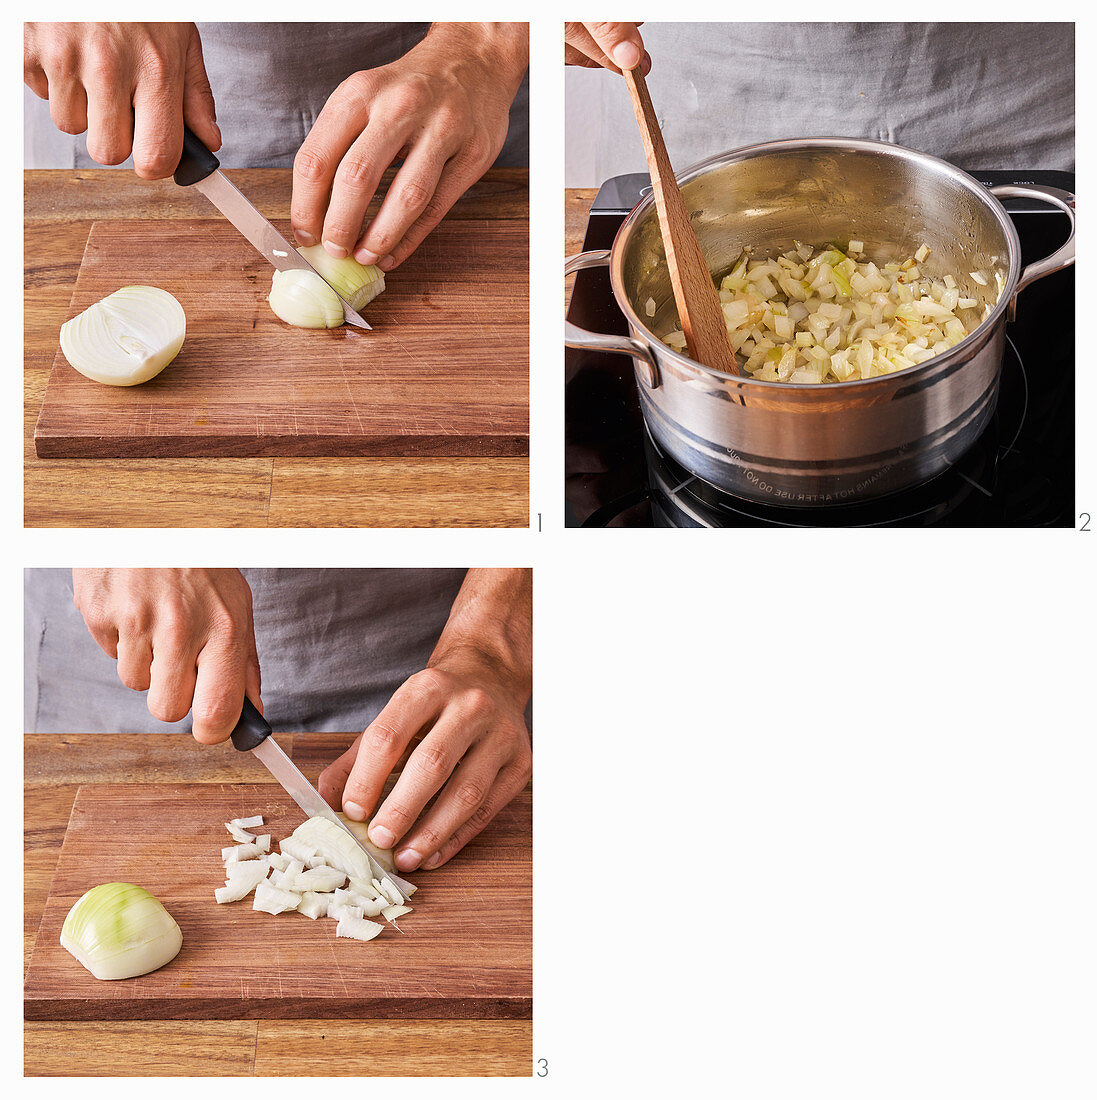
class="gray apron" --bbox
[25,22,528,168]
[564,22,1074,186]
[25,568,468,734]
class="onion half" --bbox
[61,882,182,980]
[59,286,186,386]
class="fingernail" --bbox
[355,248,380,265]
[369,824,396,849]
[323,240,347,258]
[612,41,642,70]
[395,848,423,872]
[343,800,367,821]
[423,851,444,870]
[378,254,396,272]
[295,230,315,246]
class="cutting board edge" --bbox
[22,993,532,1023]
[33,420,531,459]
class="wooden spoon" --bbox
[622,66,740,375]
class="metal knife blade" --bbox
[172,126,369,330]
[193,172,371,330]
[230,698,410,900]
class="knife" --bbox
[173,126,371,330]
[230,696,411,901]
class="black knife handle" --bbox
[174,125,220,187]
[230,695,272,752]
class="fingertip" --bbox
[344,800,367,821]
[641,51,652,76]
[422,850,445,870]
[611,40,642,71]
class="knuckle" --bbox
[365,721,403,755]
[412,824,443,850]
[396,179,432,213]
[387,76,431,116]
[382,801,414,828]
[191,695,235,733]
[294,146,330,183]
[337,156,376,189]
[462,686,496,722]
[411,742,451,782]
[411,667,450,696]
[452,780,486,810]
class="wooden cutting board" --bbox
[24,783,531,1020]
[34,219,528,458]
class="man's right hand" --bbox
[72,568,260,743]
[24,22,220,179]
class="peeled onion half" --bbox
[59,285,186,386]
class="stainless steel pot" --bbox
[565,138,1075,506]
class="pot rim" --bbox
[608,136,1023,391]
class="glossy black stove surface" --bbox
[565,170,1074,528]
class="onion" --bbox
[268,269,345,329]
[297,245,385,313]
[61,882,182,980]
[336,915,385,943]
[59,286,185,386]
[662,241,1002,383]
[217,814,414,942]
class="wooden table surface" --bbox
[25,169,529,528]
[25,733,531,1077]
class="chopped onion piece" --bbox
[969,270,988,285]
[336,915,385,943]
[231,816,265,829]
[644,296,656,317]
[382,904,412,923]
[225,822,256,843]
[265,853,289,872]
[223,842,263,862]
[279,838,316,865]
[293,867,345,892]
[216,862,267,903]
[253,882,302,915]
[297,891,331,920]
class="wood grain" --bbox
[24,782,532,1022]
[622,68,739,374]
[35,218,529,458]
[25,1019,530,1076]
[25,169,530,527]
[253,1020,530,1076]
[25,1021,259,1076]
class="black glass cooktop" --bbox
[565,170,1075,527]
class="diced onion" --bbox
[336,915,385,943]
[662,241,1002,383]
[59,286,185,387]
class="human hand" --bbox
[318,569,532,872]
[564,22,649,75]
[291,22,528,273]
[23,22,220,179]
[72,568,260,743]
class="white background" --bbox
[12,6,1096,1096]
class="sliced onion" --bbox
[60,286,185,386]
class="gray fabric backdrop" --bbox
[24,22,529,169]
[25,568,468,734]
[564,22,1075,187]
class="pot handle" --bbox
[989,184,1075,320]
[565,251,660,388]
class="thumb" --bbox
[182,26,221,151]
[584,22,645,72]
